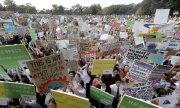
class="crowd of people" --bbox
[0,12,180,108]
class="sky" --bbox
[1,0,143,10]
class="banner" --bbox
[125,47,151,61]
[26,54,69,94]
[118,95,160,108]
[92,59,116,75]
[3,23,14,32]
[51,90,90,108]
[90,86,114,105]
[154,9,170,24]
[0,45,31,69]
[0,81,35,99]
[127,60,153,82]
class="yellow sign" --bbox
[51,90,90,108]
[92,59,116,75]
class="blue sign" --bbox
[3,23,14,32]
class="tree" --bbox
[3,0,17,11]
[70,4,83,15]
[89,4,102,15]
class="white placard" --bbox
[154,9,170,24]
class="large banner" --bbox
[0,81,35,99]
[118,95,160,108]
[26,54,69,94]
[0,45,31,69]
[125,47,151,61]
[51,90,90,108]
[92,59,116,75]
[127,60,153,82]
[90,86,114,105]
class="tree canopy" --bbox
[0,0,179,15]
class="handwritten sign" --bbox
[26,54,69,94]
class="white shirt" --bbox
[110,84,124,98]
[79,69,90,85]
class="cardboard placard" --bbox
[26,54,69,94]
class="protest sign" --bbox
[148,54,164,65]
[80,50,99,60]
[0,45,31,69]
[92,59,116,75]
[61,48,73,60]
[79,40,91,52]
[127,60,153,82]
[171,56,180,65]
[100,42,120,56]
[160,40,180,50]
[67,44,79,59]
[120,32,128,39]
[0,81,35,99]
[0,67,11,81]
[134,37,145,48]
[56,40,69,49]
[146,42,160,50]
[90,86,114,105]
[66,60,78,72]
[3,23,14,32]
[125,47,151,61]
[157,95,177,108]
[118,95,160,108]
[132,82,153,100]
[51,90,90,108]
[0,98,9,106]
[29,28,37,41]
[154,9,170,24]
[150,65,172,84]
[26,54,69,94]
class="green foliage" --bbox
[0,0,179,15]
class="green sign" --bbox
[0,67,11,81]
[29,28,37,41]
[126,20,135,28]
[0,45,31,69]
[0,81,36,99]
[118,95,160,108]
[90,86,114,105]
